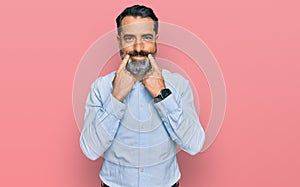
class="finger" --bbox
[146,75,162,79]
[117,54,130,74]
[143,70,153,79]
[148,54,159,70]
[117,54,130,73]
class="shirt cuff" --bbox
[154,93,179,119]
[103,94,127,120]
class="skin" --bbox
[112,16,166,102]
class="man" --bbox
[80,5,205,187]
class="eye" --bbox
[142,35,153,41]
[123,35,135,42]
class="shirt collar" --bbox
[132,81,144,89]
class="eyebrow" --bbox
[123,33,154,38]
[123,34,135,38]
[141,34,154,37]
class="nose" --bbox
[133,38,143,52]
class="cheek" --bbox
[121,47,132,56]
[145,42,156,52]
[120,44,131,50]
[121,42,134,51]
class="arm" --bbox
[80,55,135,160]
[142,54,205,155]
[154,81,205,155]
[80,79,126,160]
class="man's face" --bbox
[118,16,158,76]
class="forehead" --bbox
[120,16,155,35]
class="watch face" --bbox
[154,89,172,103]
[161,89,172,99]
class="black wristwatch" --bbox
[154,88,172,103]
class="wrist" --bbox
[153,86,166,97]
[153,88,172,103]
[112,91,124,102]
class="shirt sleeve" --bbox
[154,81,205,155]
[80,78,126,160]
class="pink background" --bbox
[1,0,299,186]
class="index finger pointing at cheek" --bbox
[148,54,159,70]
[117,54,130,73]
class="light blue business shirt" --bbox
[80,69,205,187]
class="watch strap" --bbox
[154,88,172,103]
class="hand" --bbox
[142,54,166,97]
[112,55,136,102]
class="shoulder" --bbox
[92,71,116,89]
[162,69,189,91]
[90,72,116,100]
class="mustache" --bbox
[127,51,152,57]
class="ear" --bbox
[116,34,121,43]
[116,34,122,49]
[155,34,159,40]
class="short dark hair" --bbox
[116,5,158,35]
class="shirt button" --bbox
[140,104,143,108]
[120,109,125,113]
[140,168,144,172]
[141,125,144,129]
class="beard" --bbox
[125,57,152,76]
[121,50,156,76]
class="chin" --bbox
[125,58,152,76]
